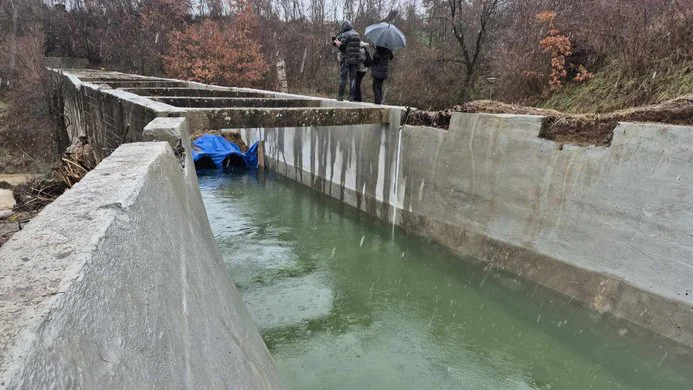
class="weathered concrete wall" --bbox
[184,107,392,131]
[254,112,693,348]
[21,69,418,387]
[54,70,405,164]
[56,71,185,162]
[0,125,282,388]
[155,97,323,108]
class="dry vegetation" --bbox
[408,94,693,146]
[0,0,691,162]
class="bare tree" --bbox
[8,0,18,75]
[442,0,506,100]
[309,0,326,22]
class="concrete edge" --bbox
[184,107,392,130]
[0,141,282,388]
[0,143,169,381]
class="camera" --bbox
[331,36,337,46]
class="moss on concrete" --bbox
[156,97,322,108]
[186,107,389,129]
[123,87,269,98]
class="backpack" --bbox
[364,48,373,68]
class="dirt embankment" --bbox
[406,95,693,146]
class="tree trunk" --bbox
[460,65,475,102]
[9,0,18,75]
[276,59,288,93]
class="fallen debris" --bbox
[406,95,693,146]
[12,177,67,213]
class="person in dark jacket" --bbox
[371,46,393,105]
[354,41,370,102]
[333,20,362,101]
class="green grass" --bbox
[540,59,693,113]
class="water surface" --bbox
[199,171,693,390]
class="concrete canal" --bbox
[200,171,693,390]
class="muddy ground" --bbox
[406,95,693,146]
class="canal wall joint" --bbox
[256,112,693,348]
[0,133,282,388]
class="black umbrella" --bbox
[364,22,406,51]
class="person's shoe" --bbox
[337,97,344,101]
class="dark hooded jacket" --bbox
[371,46,394,79]
[337,20,362,66]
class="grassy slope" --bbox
[539,60,693,114]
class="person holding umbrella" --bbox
[370,46,394,105]
[364,22,406,105]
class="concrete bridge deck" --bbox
[1,69,692,387]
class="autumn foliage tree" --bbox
[163,4,269,87]
[537,10,591,91]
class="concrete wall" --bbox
[247,113,693,348]
[0,119,282,389]
[45,69,692,349]
[54,70,405,164]
[16,69,414,387]
[57,72,185,162]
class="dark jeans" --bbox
[372,77,385,104]
[338,63,358,101]
[354,71,366,102]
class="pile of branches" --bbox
[54,156,89,188]
[13,177,67,212]
[53,136,95,188]
[12,137,96,213]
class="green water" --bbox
[199,172,693,390]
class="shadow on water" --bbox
[199,170,693,390]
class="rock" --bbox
[0,189,16,211]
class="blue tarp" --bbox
[192,134,258,169]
